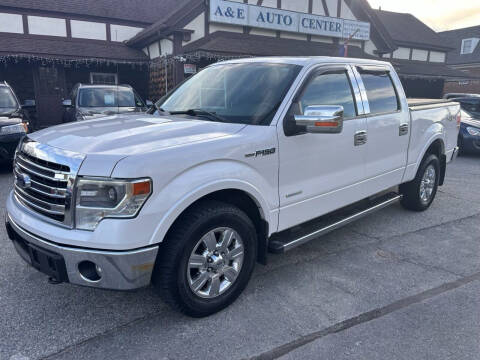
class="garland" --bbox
[0,54,148,69]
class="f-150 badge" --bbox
[245,148,276,158]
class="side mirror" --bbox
[294,105,344,134]
[62,99,72,107]
[146,100,153,107]
[22,99,36,107]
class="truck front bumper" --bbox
[5,213,159,290]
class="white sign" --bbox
[210,0,370,41]
[184,64,197,74]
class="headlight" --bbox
[1,123,27,135]
[466,127,480,136]
[75,177,152,231]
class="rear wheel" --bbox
[152,200,257,317]
[400,154,440,211]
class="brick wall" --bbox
[443,65,480,95]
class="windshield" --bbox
[0,87,18,111]
[78,88,145,108]
[157,63,302,125]
[460,100,480,118]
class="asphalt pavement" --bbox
[0,155,479,360]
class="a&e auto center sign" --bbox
[210,0,371,41]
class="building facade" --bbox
[0,0,168,128]
[440,26,480,95]
[0,0,476,128]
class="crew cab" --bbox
[5,57,460,317]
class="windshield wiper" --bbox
[169,109,227,123]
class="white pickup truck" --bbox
[6,57,460,317]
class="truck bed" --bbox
[408,98,457,110]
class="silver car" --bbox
[62,84,150,122]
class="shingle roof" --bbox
[181,31,374,58]
[0,0,190,25]
[0,34,148,62]
[389,58,474,79]
[439,26,480,65]
[126,0,203,47]
[373,10,452,51]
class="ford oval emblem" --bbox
[16,173,32,189]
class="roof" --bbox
[344,0,397,54]
[127,0,203,47]
[181,31,375,59]
[373,10,452,51]
[0,0,189,25]
[439,26,480,65]
[389,58,474,80]
[0,33,148,63]
[218,56,392,67]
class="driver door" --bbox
[277,65,368,231]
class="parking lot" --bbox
[1,155,479,360]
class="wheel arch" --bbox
[424,138,447,186]
[411,136,446,186]
[150,183,273,265]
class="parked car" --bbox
[6,57,459,317]
[444,93,480,100]
[62,84,150,122]
[0,82,30,162]
[455,97,480,154]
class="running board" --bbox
[268,192,402,254]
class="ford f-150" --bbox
[5,57,460,317]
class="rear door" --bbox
[353,65,410,195]
[277,64,368,231]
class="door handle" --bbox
[399,123,409,136]
[354,130,367,146]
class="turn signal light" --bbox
[133,180,151,196]
[315,121,338,127]
[456,112,461,129]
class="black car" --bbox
[0,82,30,162]
[62,83,151,122]
[456,98,480,155]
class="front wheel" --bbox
[152,200,257,317]
[400,154,440,212]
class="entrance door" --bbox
[33,65,67,128]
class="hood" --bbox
[462,116,480,129]
[28,113,247,157]
[78,107,146,120]
[0,113,22,127]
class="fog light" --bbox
[78,260,102,282]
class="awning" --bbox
[389,59,475,80]
[0,34,148,64]
[182,31,375,59]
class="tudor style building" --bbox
[440,26,480,95]
[0,0,475,128]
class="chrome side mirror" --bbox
[62,99,72,107]
[294,105,344,134]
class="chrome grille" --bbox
[13,138,84,227]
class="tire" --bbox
[400,153,440,212]
[152,200,257,317]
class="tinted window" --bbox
[298,71,357,118]
[159,63,302,125]
[78,88,142,108]
[459,100,480,117]
[0,87,18,108]
[360,71,399,115]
